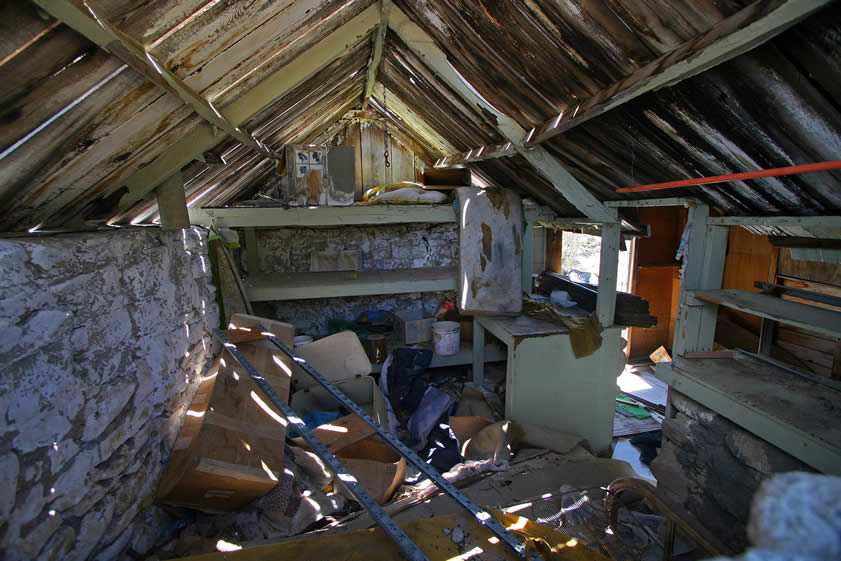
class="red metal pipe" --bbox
[616,160,841,193]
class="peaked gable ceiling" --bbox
[1,0,839,232]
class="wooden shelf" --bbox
[691,289,841,339]
[245,267,457,301]
[656,352,841,475]
[189,204,556,228]
[369,340,507,373]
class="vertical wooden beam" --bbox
[546,229,563,273]
[472,318,485,386]
[757,243,781,355]
[597,223,621,327]
[521,217,534,295]
[361,0,392,110]
[155,171,189,230]
[673,205,728,355]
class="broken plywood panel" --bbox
[156,319,294,512]
[457,187,522,315]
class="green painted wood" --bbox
[475,316,623,455]
[693,288,841,339]
[471,317,485,386]
[656,354,841,475]
[369,340,504,373]
[244,267,457,301]
[189,205,555,228]
[597,222,620,326]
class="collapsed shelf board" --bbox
[656,352,841,475]
[369,341,507,373]
[691,289,841,339]
[189,204,557,228]
[245,267,457,301]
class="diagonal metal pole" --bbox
[252,324,542,561]
[212,328,429,561]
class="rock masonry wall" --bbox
[249,224,458,336]
[0,227,219,560]
[650,390,813,551]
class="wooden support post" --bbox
[522,217,534,295]
[672,205,728,355]
[546,229,563,274]
[155,172,189,230]
[597,222,621,327]
[472,317,485,386]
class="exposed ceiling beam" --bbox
[361,0,391,110]
[436,142,516,166]
[440,0,831,167]
[75,5,380,222]
[389,8,616,223]
[525,0,832,147]
[32,0,282,163]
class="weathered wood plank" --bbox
[180,0,374,104]
[360,122,388,190]
[389,7,616,223]
[0,25,92,107]
[526,0,834,146]
[0,50,121,154]
[694,289,841,339]
[100,6,379,223]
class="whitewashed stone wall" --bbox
[0,227,219,560]
[246,224,458,336]
[650,390,813,551]
[251,223,458,273]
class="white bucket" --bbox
[432,321,460,356]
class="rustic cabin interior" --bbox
[3,1,841,560]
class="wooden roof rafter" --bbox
[439,0,834,167]
[54,4,381,227]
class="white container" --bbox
[432,321,460,356]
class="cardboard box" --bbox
[156,313,295,512]
[395,309,435,344]
[289,331,387,428]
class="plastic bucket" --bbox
[432,321,460,356]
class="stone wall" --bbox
[248,224,458,336]
[650,390,813,551]
[251,223,458,274]
[0,227,219,560]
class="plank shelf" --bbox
[691,288,841,339]
[369,340,507,373]
[245,267,457,301]
[655,351,841,475]
[189,204,556,228]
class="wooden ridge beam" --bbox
[525,0,831,147]
[388,8,616,223]
[361,0,391,110]
[80,5,380,223]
